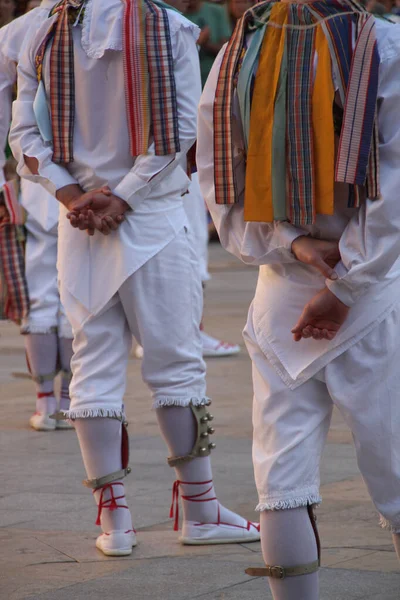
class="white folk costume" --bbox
[0,0,73,432]
[197,0,400,596]
[10,0,260,555]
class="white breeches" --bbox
[244,303,400,533]
[21,216,72,339]
[60,228,207,417]
[183,173,210,284]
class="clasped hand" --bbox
[65,186,129,236]
[290,236,350,343]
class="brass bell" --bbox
[208,443,216,450]
[199,447,207,453]
[206,413,214,421]
[207,427,215,435]
[200,416,209,424]
[201,432,209,438]
[127,467,132,474]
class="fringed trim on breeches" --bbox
[57,408,125,421]
[152,396,211,410]
[256,493,322,512]
[379,515,400,534]
[21,325,58,335]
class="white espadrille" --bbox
[180,519,260,546]
[95,530,137,556]
[29,413,56,432]
[200,331,240,358]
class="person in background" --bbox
[134,0,241,360]
[0,0,74,431]
[198,1,400,598]
[226,0,255,30]
[186,0,231,88]
[0,0,16,26]
[11,0,260,557]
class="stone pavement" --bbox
[0,244,399,600]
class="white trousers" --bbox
[21,217,72,339]
[244,303,400,532]
[60,229,207,417]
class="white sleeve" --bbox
[197,46,305,267]
[0,52,16,186]
[326,33,400,307]
[9,32,78,197]
[112,25,201,210]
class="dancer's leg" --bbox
[74,418,134,539]
[22,219,59,429]
[156,405,255,531]
[120,230,259,543]
[243,309,333,597]
[60,288,135,555]
[325,308,400,538]
[25,332,58,417]
[259,508,319,600]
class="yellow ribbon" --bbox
[244,3,287,222]
[312,24,335,216]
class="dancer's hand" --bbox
[66,188,129,236]
[291,236,340,280]
[291,288,350,342]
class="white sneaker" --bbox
[95,530,137,556]
[180,520,260,546]
[29,413,57,432]
[200,331,240,358]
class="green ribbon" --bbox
[271,42,287,221]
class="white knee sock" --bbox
[393,533,400,561]
[260,508,319,600]
[156,406,249,528]
[58,337,73,411]
[74,418,133,534]
[25,333,58,415]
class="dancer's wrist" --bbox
[56,184,84,209]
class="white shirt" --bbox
[0,0,59,230]
[10,0,201,315]
[197,19,400,388]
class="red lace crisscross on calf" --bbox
[94,482,129,527]
[169,480,260,533]
[170,480,216,532]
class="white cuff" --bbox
[325,278,361,308]
[18,160,77,197]
[112,171,151,211]
[276,221,307,251]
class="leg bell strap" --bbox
[246,503,321,580]
[83,420,131,489]
[245,560,320,579]
[167,400,216,468]
[61,368,73,382]
[83,467,131,490]
[31,370,60,384]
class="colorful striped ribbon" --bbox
[35,0,180,163]
[213,0,381,225]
